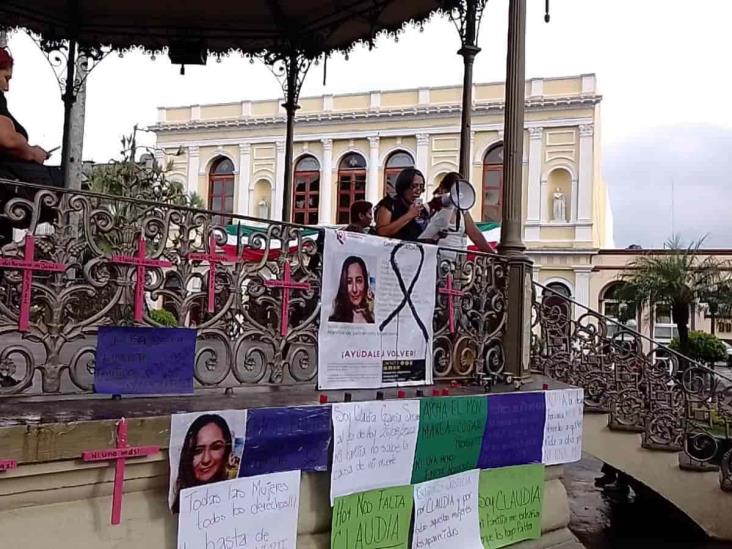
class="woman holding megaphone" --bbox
[427,172,494,254]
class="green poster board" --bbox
[479,464,545,549]
[331,485,414,549]
[411,396,488,484]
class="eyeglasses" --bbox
[409,184,425,192]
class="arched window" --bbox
[545,281,571,299]
[383,150,414,197]
[600,282,637,338]
[292,155,320,225]
[209,157,235,225]
[482,144,504,223]
[337,153,367,224]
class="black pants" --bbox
[0,161,64,244]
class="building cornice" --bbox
[150,95,602,135]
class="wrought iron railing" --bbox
[531,282,732,492]
[0,179,507,397]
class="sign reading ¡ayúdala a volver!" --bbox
[318,230,437,390]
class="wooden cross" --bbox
[0,235,65,332]
[438,273,464,334]
[264,262,311,336]
[0,459,17,472]
[82,418,160,525]
[111,235,173,322]
[188,234,237,313]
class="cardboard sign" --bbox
[479,393,546,469]
[331,486,413,549]
[331,401,420,502]
[542,389,584,465]
[412,470,482,549]
[240,405,331,477]
[94,326,196,395]
[177,471,300,549]
[412,396,487,484]
[478,464,545,549]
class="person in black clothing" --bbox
[0,48,62,244]
[344,200,374,234]
[374,167,429,241]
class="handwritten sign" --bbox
[479,393,545,469]
[412,469,482,549]
[411,396,487,484]
[478,464,544,549]
[241,405,331,477]
[94,326,196,395]
[177,470,300,549]
[542,389,584,465]
[331,400,420,502]
[331,486,413,549]
[0,460,17,471]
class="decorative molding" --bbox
[323,94,333,111]
[191,105,201,120]
[416,133,430,147]
[152,96,602,134]
[369,91,381,110]
[321,138,333,151]
[275,140,285,153]
[240,101,251,117]
[418,88,430,105]
[368,136,380,149]
[579,124,594,137]
[238,143,251,155]
[529,78,544,97]
[528,127,544,140]
[302,142,309,152]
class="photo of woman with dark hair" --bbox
[328,256,375,324]
[168,410,245,512]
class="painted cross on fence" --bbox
[111,235,173,322]
[0,235,65,332]
[264,262,311,336]
[82,418,160,525]
[188,234,238,313]
[438,273,464,334]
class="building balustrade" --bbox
[0,179,507,397]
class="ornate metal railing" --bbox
[0,179,507,397]
[531,282,732,492]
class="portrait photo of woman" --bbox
[328,256,375,324]
[168,410,246,512]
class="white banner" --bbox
[542,388,584,465]
[176,470,300,549]
[318,230,437,389]
[330,400,420,503]
[412,469,482,549]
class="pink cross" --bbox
[438,273,465,334]
[111,235,173,323]
[188,234,238,313]
[82,418,160,525]
[0,235,65,332]
[264,262,311,336]
[0,459,17,472]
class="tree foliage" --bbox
[617,237,732,359]
[669,330,727,365]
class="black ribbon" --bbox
[379,242,430,342]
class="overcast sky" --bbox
[4,0,732,248]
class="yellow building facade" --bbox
[153,74,616,323]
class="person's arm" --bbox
[464,211,495,253]
[0,116,45,163]
[375,202,421,238]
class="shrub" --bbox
[669,330,726,365]
[150,308,178,327]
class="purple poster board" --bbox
[479,392,546,469]
[240,405,331,477]
[94,327,196,395]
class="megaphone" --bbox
[439,179,476,211]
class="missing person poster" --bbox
[318,230,437,389]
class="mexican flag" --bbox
[221,220,501,261]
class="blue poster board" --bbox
[240,405,332,476]
[479,392,546,468]
[94,326,196,395]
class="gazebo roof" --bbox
[1,0,457,56]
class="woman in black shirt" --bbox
[374,167,429,241]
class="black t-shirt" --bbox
[375,195,429,242]
[0,92,28,140]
